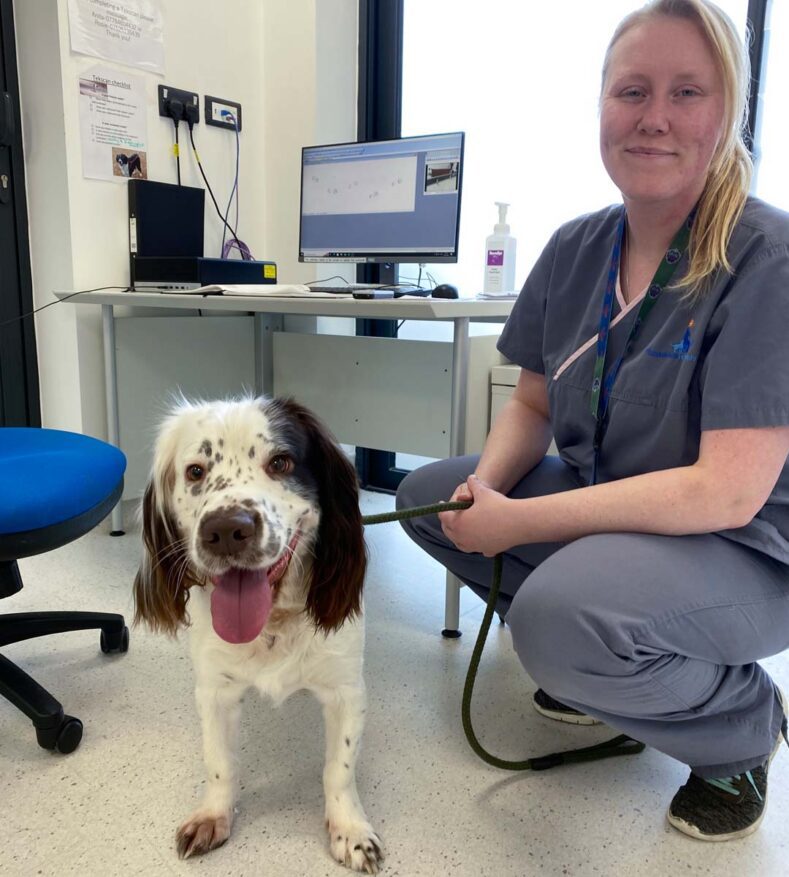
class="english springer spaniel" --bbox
[133,397,383,873]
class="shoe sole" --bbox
[666,685,788,842]
[533,701,602,726]
[666,810,765,843]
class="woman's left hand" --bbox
[438,475,518,556]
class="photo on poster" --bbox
[78,78,107,97]
[112,147,147,178]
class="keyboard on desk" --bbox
[308,283,387,293]
[308,283,429,297]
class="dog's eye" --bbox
[185,464,205,482]
[267,454,293,476]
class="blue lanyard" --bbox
[589,208,693,485]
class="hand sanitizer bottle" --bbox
[483,202,517,293]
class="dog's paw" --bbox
[328,821,384,873]
[175,810,232,859]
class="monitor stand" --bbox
[357,261,395,288]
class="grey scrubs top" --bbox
[497,197,789,564]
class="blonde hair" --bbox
[601,0,752,298]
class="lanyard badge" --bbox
[589,208,693,485]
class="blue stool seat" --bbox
[0,428,128,754]
[0,429,126,561]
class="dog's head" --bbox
[133,397,366,642]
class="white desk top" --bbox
[55,289,515,322]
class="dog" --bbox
[115,152,142,177]
[133,396,383,873]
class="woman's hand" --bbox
[438,475,518,556]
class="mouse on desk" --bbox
[431,283,459,299]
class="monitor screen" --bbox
[299,131,464,264]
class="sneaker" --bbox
[667,687,789,842]
[532,688,601,726]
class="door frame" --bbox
[0,0,39,427]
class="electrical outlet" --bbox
[205,96,242,132]
[158,84,199,122]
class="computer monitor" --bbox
[298,131,464,264]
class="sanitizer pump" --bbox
[483,201,517,294]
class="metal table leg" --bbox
[102,304,124,535]
[254,313,282,396]
[442,317,471,637]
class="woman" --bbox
[397,0,789,842]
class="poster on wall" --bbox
[78,65,149,182]
[67,0,165,75]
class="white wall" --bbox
[15,0,358,436]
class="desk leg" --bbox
[102,304,124,536]
[442,317,471,638]
[254,313,282,396]
[449,317,470,456]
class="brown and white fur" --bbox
[133,396,383,873]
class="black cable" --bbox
[173,119,181,185]
[166,99,184,186]
[306,275,352,287]
[0,286,130,329]
[184,108,252,259]
[387,273,429,292]
[187,122,240,243]
[221,114,241,256]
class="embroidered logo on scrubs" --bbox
[646,319,697,361]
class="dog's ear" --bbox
[133,468,198,636]
[277,400,367,633]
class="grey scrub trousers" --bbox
[397,198,789,778]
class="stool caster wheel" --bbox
[101,625,129,654]
[55,716,83,754]
[36,714,83,753]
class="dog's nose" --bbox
[199,509,258,556]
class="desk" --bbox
[60,289,514,633]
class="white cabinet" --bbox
[489,363,558,455]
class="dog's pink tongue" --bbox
[210,568,272,644]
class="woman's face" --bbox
[600,17,726,213]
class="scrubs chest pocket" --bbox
[548,346,701,483]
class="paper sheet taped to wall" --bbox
[78,65,148,182]
[68,0,166,74]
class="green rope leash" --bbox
[362,500,645,772]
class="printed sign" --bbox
[68,0,165,74]
[79,65,148,182]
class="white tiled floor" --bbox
[3,491,789,876]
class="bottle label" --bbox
[487,249,504,266]
[485,265,503,292]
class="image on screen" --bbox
[299,131,464,263]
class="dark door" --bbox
[0,0,39,427]
[355,0,403,491]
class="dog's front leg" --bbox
[319,682,383,873]
[176,678,245,859]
